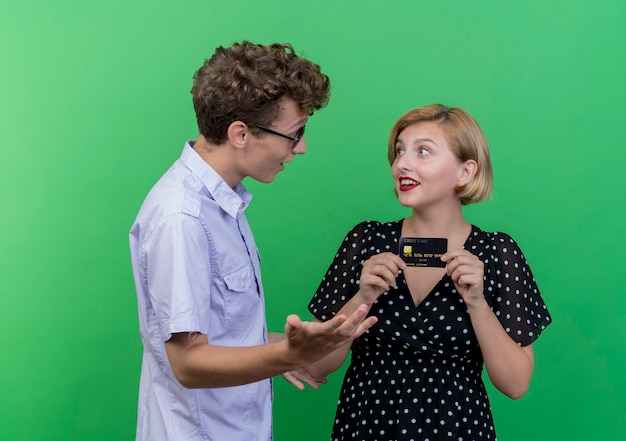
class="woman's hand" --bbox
[358,252,406,305]
[441,249,485,308]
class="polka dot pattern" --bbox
[309,220,552,440]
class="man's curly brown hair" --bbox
[191,41,331,145]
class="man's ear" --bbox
[457,159,478,186]
[227,121,249,149]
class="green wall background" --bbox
[1,0,624,439]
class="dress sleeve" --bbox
[308,221,376,321]
[486,232,552,346]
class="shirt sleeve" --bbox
[485,232,552,346]
[143,213,212,341]
[308,221,378,321]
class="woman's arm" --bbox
[442,249,534,399]
[465,300,534,399]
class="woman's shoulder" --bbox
[470,225,524,255]
[348,219,403,236]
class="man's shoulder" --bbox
[132,161,206,231]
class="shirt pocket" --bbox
[221,264,261,338]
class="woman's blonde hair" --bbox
[387,104,493,205]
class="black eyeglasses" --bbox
[254,125,305,150]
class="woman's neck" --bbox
[401,208,471,247]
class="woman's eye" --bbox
[418,147,430,156]
[395,147,405,156]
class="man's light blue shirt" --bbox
[129,141,272,441]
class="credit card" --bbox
[398,237,448,267]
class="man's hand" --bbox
[282,367,328,390]
[282,304,376,366]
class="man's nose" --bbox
[292,136,307,154]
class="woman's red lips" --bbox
[399,177,419,191]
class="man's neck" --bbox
[193,135,243,188]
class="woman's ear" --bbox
[227,121,248,149]
[457,159,478,186]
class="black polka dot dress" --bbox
[308,221,552,441]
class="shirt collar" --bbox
[180,141,252,218]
